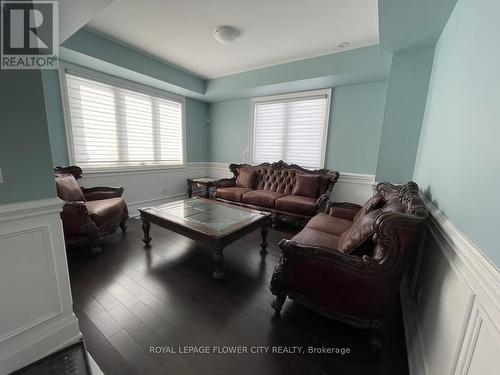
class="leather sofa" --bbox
[54,166,129,254]
[270,181,428,329]
[215,161,339,226]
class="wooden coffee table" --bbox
[138,198,271,279]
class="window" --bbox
[250,89,331,169]
[62,70,184,170]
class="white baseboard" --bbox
[0,198,81,374]
[401,195,500,375]
[88,352,104,375]
[128,193,186,217]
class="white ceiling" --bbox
[87,0,379,79]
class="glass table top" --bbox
[147,198,262,232]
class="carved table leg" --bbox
[271,214,278,229]
[142,219,151,247]
[212,246,224,279]
[271,295,287,314]
[260,222,269,254]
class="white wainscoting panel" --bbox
[79,163,374,215]
[401,195,500,375]
[207,162,375,204]
[331,173,375,204]
[208,162,233,179]
[80,164,210,216]
[0,198,81,374]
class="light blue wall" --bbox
[0,70,56,204]
[413,0,500,266]
[208,82,388,174]
[206,45,390,101]
[208,99,250,164]
[62,28,205,96]
[185,98,209,162]
[375,45,435,183]
[325,82,387,174]
[379,0,457,53]
[42,70,69,166]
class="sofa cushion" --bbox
[86,197,127,227]
[55,173,85,202]
[242,190,284,208]
[292,227,340,250]
[215,187,251,202]
[353,193,383,222]
[292,174,321,198]
[236,168,257,188]
[306,213,353,236]
[275,195,317,216]
[338,209,382,253]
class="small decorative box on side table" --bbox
[186,177,220,198]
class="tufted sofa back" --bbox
[229,161,339,198]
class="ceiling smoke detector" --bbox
[338,41,350,48]
[214,26,240,44]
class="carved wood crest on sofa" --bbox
[269,181,428,330]
[54,166,129,254]
[214,161,339,227]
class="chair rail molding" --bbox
[0,198,81,374]
[401,194,500,375]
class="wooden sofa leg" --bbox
[119,219,127,233]
[271,294,286,314]
[271,215,278,229]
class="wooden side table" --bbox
[186,177,220,198]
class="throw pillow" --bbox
[236,168,257,188]
[292,174,321,198]
[352,193,384,222]
[338,208,382,253]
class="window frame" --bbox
[59,62,187,174]
[249,88,332,170]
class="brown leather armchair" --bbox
[270,181,428,330]
[54,166,129,254]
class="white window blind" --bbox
[251,90,330,169]
[64,73,184,169]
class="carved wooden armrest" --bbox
[62,201,89,214]
[82,186,124,201]
[215,178,236,188]
[278,239,376,270]
[271,239,379,296]
[315,193,331,213]
[327,202,362,220]
[60,201,96,237]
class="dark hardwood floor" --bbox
[68,218,409,375]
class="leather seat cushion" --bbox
[275,195,317,216]
[215,187,251,202]
[242,190,284,208]
[306,213,353,236]
[292,227,340,250]
[86,197,127,227]
[55,174,85,202]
